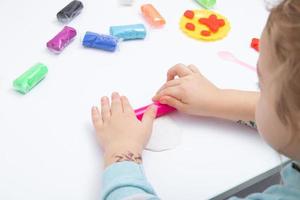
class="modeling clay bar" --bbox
[119,0,134,6]
[57,0,83,23]
[13,63,48,94]
[110,24,146,40]
[141,4,166,27]
[195,0,216,9]
[82,32,119,52]
[47,26,77,53]
[135,102,176,121]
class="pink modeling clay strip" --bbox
[135,102,176,120]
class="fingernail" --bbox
[92,106,98,113]
[101,96,108,102]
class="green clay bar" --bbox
[13,63,48,94]
[195,0,216,9]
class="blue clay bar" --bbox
[82,32,118,52]
[110,24,146,41]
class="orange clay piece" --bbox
[141,4,166,27]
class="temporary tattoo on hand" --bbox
[113,151,142,164]
[237,120,257,129]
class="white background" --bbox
[0,0,282,199]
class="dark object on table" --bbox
[292,163,300,173]
[57,0,83,23]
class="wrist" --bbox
[104,150,143,168]
[209,89,259,121]
[209,89,232,118]
[103,144,143,168]
[195,88,228,118]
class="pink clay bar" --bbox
[134,102,176,121]
[47,26,77,53]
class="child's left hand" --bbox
[91,92,157,167]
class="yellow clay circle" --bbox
[179,9,231,41]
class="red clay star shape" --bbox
[198,14,225,33]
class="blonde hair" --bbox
[266,0,300,132]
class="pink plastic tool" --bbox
[218,51,256,72]
[134,102,176,120]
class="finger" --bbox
[121,96,134,114]
[91,106,103,128]
[159,96,184,110]
[187,64,200,73]
[111,92,122,115]
[153,86,183,102]
[101,96,111,122]
[141,105,157,130]
[167,63,193,81]
[155,79,181,95]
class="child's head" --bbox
[256,0,300,161]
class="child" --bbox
[91,0,300,199]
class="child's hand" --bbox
[91,92,157,167]
[152,64,221,117]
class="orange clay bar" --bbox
[141,4,166,27]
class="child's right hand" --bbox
[152,64,222,117]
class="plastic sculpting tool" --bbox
[218,51,256,72]
[135,102,176,120]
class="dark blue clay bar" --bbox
[82,32,119,52]
[57,0,83,23]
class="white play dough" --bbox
[119,0,134,6]
[146,116,182,152]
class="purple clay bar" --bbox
[47,26,77,53]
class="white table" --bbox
[0,0,285,199]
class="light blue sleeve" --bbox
[101,161,160,200]
[229,163,300,200]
